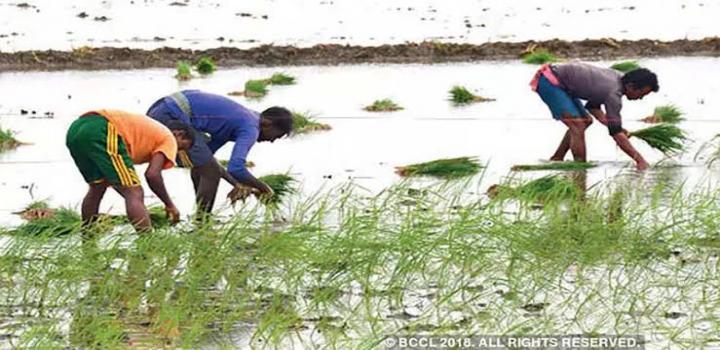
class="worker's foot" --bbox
[549,156,564,161]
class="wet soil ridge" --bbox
[1,38,719,71]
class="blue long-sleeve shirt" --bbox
[149,90,260,182]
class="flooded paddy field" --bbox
[1,56,720,348]
[0,0,718,51]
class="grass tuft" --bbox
[0,125,20,151]
[610,60,640,73]
[395,157,482,179]
[511,161,596,172]
[175,61,193,80]
[522,49,558,64]
[292,111,332,134]
[630,124,688,155]
[265,72,296,85]
[195,56,216,75]
[363,99,403,112]
[449,86,495,105]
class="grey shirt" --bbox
[554,62,625,131]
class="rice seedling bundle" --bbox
[175,61,193,80]
[265,72,296,85]
[491,175,580,203]
[363,99,403,112]
[449,86,495,105]
[511,161,596,172]
[243,79,269,98]
[258,174,297,205]
[642,105,683,124]
[0,125,19,151]
[522,49,558,64]
[292,111,331,134]
[11,207,82,236]
[630,124,688,155]
[395,157,482,179]
[195,56,216,75]
[610,60,640,73]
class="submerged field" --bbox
[1,56,720,348]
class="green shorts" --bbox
[66,114,141,187]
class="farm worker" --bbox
[66,110,194,231]
[530,62,659,171]
[146,90,293,214]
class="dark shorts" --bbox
[147,99,214,168]
[66,114,141,187]
[536,75,589,120]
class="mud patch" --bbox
[0,38,719,71]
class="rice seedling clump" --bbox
[364,99,403,112]
[449,86,495,105]
[395,157,482,179]
[194,56,216,75]
[522,49,558,64]
[642,104,684,124]
[258,174,297,205]
[243,79,269,98]
[292,111,331,134]
[630,124,688,155]
[491,175,580,203]
[175,61,193,80]
[610,60,641,73]
[511,161,596,172]
[0,125,20,152]
[265,72,296,85]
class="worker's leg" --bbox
[113,185,151,232]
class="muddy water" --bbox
[0,0,717,52]
[1,57,720,226]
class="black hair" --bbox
[165,120,195,146]
[621,68,659,92]
[260,106,293,135]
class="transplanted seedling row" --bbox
[4,177,720,348]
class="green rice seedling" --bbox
[610,60,640,73]
[630,124,688,155]
[258,174,297,205]
[265,72,296,85]
[448,86,495,105]
[492,175,580,203]
[642,104,684,124]
[363,99,403,112]
[243,79,269,98]
[194,56,216,75]
[522,49,558,64]
[175,61,193,80]
[511,161,596,172]
[292,111,332,134]
[395,157,482,179]
[0,125,20,151]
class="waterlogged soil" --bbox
[1,38,720,71]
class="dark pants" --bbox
[191,160,222,213]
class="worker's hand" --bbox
[622,129,631,138]
[635,159,649,171]
[227,185,254,205]
[165,205,180,224]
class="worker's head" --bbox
[622,68,659,100]
[165,120,195,150]
[259,106,293,142]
